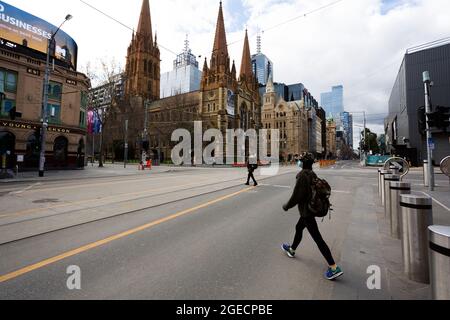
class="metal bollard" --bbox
[389,181,411,239]
[384,174,400,219]
[378,169,382,197]
[423,160,429,187]
[400,194,433,283]
[428,225,450,300]
[390,165,400,175]
[380,170,392,205]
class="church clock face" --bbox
[209,91,215,99]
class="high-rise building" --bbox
[326,119,337,158]
[340,111,353,148]
[321,85,344,118]
[252,54,273,86]
[258,82,319,108]
[160,36,202,98]
[251,33,273,86]
[385,40,450,166]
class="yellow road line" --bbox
[0,177,214,219]
[0,187,254,283]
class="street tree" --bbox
[84,58,123,167]
[361,128,380,155]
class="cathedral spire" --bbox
[137,0,153,40]
[212,1,228,57]
[266,70,274,93]
[240,29,253,81]
[125,0,160,100]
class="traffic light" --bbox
[426,110,440,129]
[34,128,42,152]
[142,140,150,152]
[436,106,450,132]
[418,106,426,135]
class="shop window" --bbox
[25,132,40,168]
[1,99,16,118]
[53,136,68,167]
[0,131,15,169]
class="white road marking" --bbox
[260,184,351,194]
[259,184,291,189]
[9,183,42,195]
[418,191,450,212]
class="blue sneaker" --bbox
[281,244,296,258]
[325,266,344,280]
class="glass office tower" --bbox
[160,38,202,98]
[252,53,273,86]
[320,85,344,118]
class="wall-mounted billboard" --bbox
[0,1,78,69]
[227,89,235,116]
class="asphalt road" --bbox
[0,162,448,300]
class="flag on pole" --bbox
[87,110,94,134]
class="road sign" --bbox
[383,157,410,179]
[17,155,24,163]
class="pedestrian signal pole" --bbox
[423,71,435,191]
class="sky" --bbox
[2,0,450,148]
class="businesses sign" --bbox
[0,1,78,69]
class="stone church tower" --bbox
[124,0,160,101]
[200,2,260,134]
[237,29,260,132]
[200,1,238,133]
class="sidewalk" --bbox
[0,162,173,184]
[410,182,450,225]
[1,162,302,184]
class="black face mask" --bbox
[301,161,314,170]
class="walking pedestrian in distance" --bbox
[281,152,343,280]
[245,157,258,186]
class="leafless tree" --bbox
[84,58,123,167]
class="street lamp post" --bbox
[38,14,72,177]
[293,102,302,156]
[349,111,367,165]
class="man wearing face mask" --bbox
[281,152,343,281]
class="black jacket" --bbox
[285,169,317,218]
[247,162,258,173]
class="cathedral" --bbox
[100,0,261,163]
[146,1,261,163]
[199,2,260,134]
